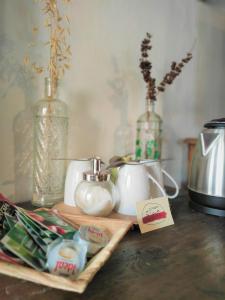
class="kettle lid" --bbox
[204,118,225,129]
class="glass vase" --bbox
[32,78,68,207]
[135,100,162,160]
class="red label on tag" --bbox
[142,211,167,224]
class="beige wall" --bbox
[0,0,225,202]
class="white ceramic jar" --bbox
[75,157,116,217]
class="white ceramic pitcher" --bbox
[115,161,179,216]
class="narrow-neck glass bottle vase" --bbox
[32,78,68,207]
[135,100,162,160]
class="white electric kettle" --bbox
[115,160,179,216]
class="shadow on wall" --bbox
[68,92,101,158]
[108,56,133,156]
[195,2,225,125]
[179,140,189,188]
[0,0,41,202]
[0,34,36,202]
[13,108,33,203]
[162,124,188,187]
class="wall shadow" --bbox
[108,56,133,156]
[68,91,101,159]
[0,0,39,202]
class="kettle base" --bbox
[189,189,225,217]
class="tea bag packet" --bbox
[4,214,17,229]
[20,208,77,236]
[16,209,60,252]
[0,194,18,238]
[73,225,111,257]
[17,212,52,252]
[46,238,87,278]
[32,209,77,236]
[16,208,77,251]
[0,196,25,265]
[1,222,46,271]
[0,211,24,265]
[0,248,23,265]
[2,213,17,238]
[0,193,85,275]
[0,233,24,266]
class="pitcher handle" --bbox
[162,169,179,199]
[147,173,166,197]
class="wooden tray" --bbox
[0,210,132,294]
[54,202,138,224]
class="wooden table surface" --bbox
[1,191,225,300]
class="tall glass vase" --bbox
[135,99,162,160]
[32,78,68,207]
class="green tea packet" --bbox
[17,210,58,249]
[5,214,17,229]
[27,209,77,236]
[0,248,23,265]
[18,208,77,236]
[0,214,24,264]
[17,216,50,253]
[0,194,18,238]
[0,194,78,271]
[1,222,46,271]
[16,209,77,254]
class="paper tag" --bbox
[136,197,174,234]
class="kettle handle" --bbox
[162,169,179,199]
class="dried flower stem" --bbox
[49,0,59,95]
[24,0,72,97]
[157,53,192,93]
[139,33,193,102]
[139,33,156,101]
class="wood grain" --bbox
[54,202,138,224]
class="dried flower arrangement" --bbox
[139,33,192,102]
[24,0,72,96]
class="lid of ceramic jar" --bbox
[83,157,110,182]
